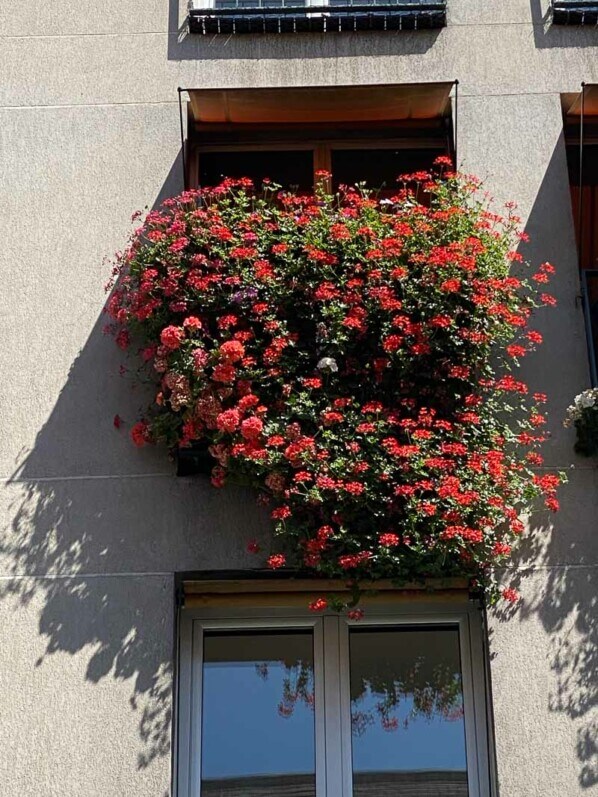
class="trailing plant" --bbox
[106,163,564,608]
[564,387,598,456]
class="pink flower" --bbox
[216,409,241,433]
[347,609,364,621]
[210,466,226,488]
[183,316,202,331]
[212,363,236,383]
[309,597,328,612]
[160,325,185,351]
[192,348,209,371]
[220,340,246,363]
[240,416,264,440]
[267,553,286,569]
[130,421,149,447]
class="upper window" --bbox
[176,596,493,797]
[552,1,598,25]
[187,0,447,34]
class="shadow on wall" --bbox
[166,0,442,62]
[0,151,268,786]
[530,0,598,49]
[493,134,598,789]
[0,154,184,783]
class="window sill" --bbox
[188,3,446,34]
[552,0,598,24]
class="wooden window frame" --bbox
[187,119,451,191]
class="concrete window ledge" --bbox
[188,1,446,34]
[552,0,598,24]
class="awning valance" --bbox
[186,82,454,126]
[181,575,469,608]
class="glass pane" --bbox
[199,150,314,192]
[331,147,446,193]
[201,630,316,797]
[350,626,469,797]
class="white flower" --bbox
[317,357,338,373]
[564,388,598,426]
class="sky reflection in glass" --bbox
[201,631,315,785]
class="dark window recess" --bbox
[199,150,314,192]
[188,1,446,35]
[331,147,446,192]
[567,143,598,272]
[552,0,598,24]
[568,143,598,385]
[582,271,598,386]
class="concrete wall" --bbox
[1,0,597,793]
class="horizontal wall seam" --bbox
[0,90,565,112]
[1,472,174,483]
[0,464,580,484]
[0,565,595,580]
[0,100,180,110]
[0,572,172,580]
[0,21,550,41]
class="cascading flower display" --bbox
[106,162,564,606]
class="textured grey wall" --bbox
[0,0,597,794]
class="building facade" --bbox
[1,1,597,795]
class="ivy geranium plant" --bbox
[564,387,598,456]
[106,162,564,609]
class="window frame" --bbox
[189,135,450,192]
[176,599,493,797]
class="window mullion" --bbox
[337,618,353,797]
[322,615,344,797]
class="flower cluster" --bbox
[106,165,564,606]
[564,387,598,456]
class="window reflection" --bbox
[201,631,316,797]
[349,626,469,796]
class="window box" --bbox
[552,0,598,24]
[176,594,493,796]
[188,0,446,34]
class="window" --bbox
[552,1,598,25]
[563,86,598,383]
[176,596,493,797]
[187,0,447,35]
[184,84,454,196]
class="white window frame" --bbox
[176,600,493,797]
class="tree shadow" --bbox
[492,130,598,789]
[0,149,269,783]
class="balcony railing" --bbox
[552,0,598,23]
[188,0,446,34]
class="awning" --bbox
[563,84,598,117]
[186,82,454,126]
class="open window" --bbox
[176,581,494,797]
[175,82,456,477]
[563,86,598,384]
[181,83,455,195]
